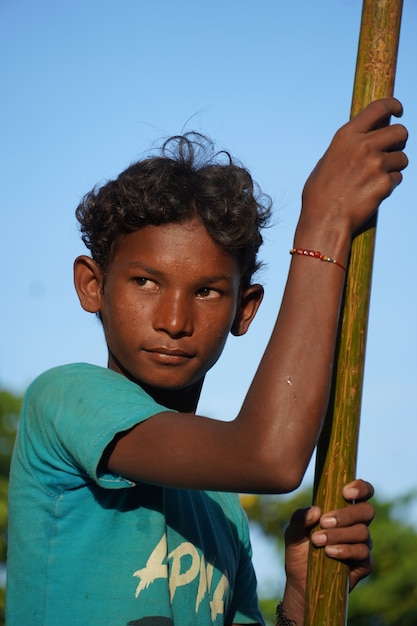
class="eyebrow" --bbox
[126,261,235,284]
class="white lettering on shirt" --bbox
[133,534,230,619]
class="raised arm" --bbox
[103,98,408,493]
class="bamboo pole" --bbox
[303,1,403,624]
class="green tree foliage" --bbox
[243,487,417,625]
[0,391,20,479]
[349,491,417,625]
[0,390,21,626]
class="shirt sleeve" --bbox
[21,363,174,491]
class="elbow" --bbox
[248,445,307,494]
[273,469,304,494]
[266,464,305,494]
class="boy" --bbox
[7,98,408,625]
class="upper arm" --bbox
[103,409,268,492]
[103,397,303,494]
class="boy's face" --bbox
[75,217,263,391]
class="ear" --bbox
[231,284,264,336]
[73,255,104,314]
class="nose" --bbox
[153,290,193,338]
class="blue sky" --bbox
[1,0,416,591]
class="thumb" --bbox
[285,506,321,547]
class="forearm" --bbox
[236,219,350,491]
[233,98,407,490]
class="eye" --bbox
[195,287,221,300]
[133,277,159,292]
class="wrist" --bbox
[279,583,305,626]
[294,211,352,270]
[276,601,298,625]
[290,248,346,272]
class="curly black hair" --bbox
[75,133,272,289]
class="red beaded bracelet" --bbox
[290,247,346,271]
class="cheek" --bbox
[202,312,235,352]
[212,323,233,343]
[102,295,146,340]
[106,285,150,317]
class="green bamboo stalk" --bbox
[303,1,403,624]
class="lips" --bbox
[145,346,194,365]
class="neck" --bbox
[139,378,204,413]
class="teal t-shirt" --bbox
[7,363,264,625]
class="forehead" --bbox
[111,218,241,281]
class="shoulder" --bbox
[26,363,144,404]
[22,364,168,436]
[23,363,172,431]
[28,363,125,389]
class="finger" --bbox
[284,506,321,546]
[320,502,375,530]
[313,521,371,548]
[349,558,374,591]
[348,97,404,132]
[366,166,405,203]
[289,506,321,529]
[369,122,408,153]
[342,479,375,503]
[386,170,404,195]
[324,541,372,563]
[384,149,409,172]
[366,124,408,152]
